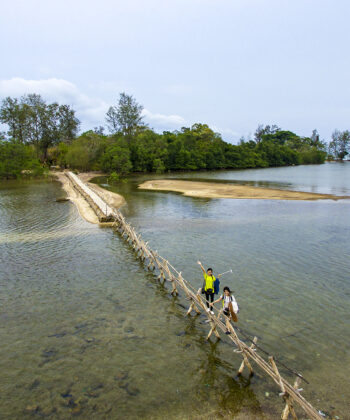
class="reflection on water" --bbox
[1,165,350,419]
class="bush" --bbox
[299,149,327,164]
[108,172,120,183]
[100,143,132,175]
[0,140,44,179]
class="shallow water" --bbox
[0,163,349,419]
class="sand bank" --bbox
[54,172,125,224]
[138,179,349,201]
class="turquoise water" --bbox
[0,163,349,419]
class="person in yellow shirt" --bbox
[197,261,219,314]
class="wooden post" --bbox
[226,319,254,376]
[238,336,257,376]
[170,280,178,296]
[186,301,195,316]
[282,377,301,420]
[207,320,220,340]
[269,356,298,420]
[157,268,165,282]
[178,272,191,299]
[186,299,201,316]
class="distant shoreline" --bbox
[138,179,349,201]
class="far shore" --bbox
[138,179,349,201]
[54,171,125,224]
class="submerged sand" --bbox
[138,179,349,201]
[54,172,125,224]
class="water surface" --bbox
[0,163,349,419]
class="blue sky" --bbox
[1,0,349,143]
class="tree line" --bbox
[0,92,348,179]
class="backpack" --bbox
[214,278,220,295]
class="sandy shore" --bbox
[138,179,349,201]
[54,172,125,224]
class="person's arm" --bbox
[211,295,223,306]
[197,260,205,274]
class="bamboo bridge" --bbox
[65,171,324,420]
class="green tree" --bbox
[131,130,168,172]
[106,92,146,136]
[0,94,79,160]
[0,97,29,143]
[329,130,350,160]
[153,158,166,174]
[64,132,109,171]
[57,104,80,143]
[0,140,43,179]
[254,124,280,143]
[100,143,132,175]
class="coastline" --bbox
[138,179,349,201]
[54,172,125,224]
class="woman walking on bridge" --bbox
[212,286,239,333]
[197,261,220,315]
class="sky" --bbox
[0,0,349,143]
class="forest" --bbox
[0,92,346,179]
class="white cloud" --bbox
[210,125,240,142]
[142,108,186,130]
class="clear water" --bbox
[0,163,349,419]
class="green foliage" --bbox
[106,92,146,136]
[131,130,168,172]
[254,124,280,143]
[299,148,327,164]
[328,130,350,160]
[0,91,330,176]
[80,124,325,175]
[100,142,132,175]
[0,140,44,179]
[0,94,80,160]
[153,158,166,174]
[64,132,109,171]
[108,172,120,183]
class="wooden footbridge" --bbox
[65,171,324,420]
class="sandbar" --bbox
[138,179,349,201]
[54,172,125,224]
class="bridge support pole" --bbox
[238,336,258,376]
[269,356,298,420]
[281,377,301,420]
[157,268,165,282]
[207,320,220,340]
[170,280,179,296]
[226,319,254,376]
[186,299,201,316]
